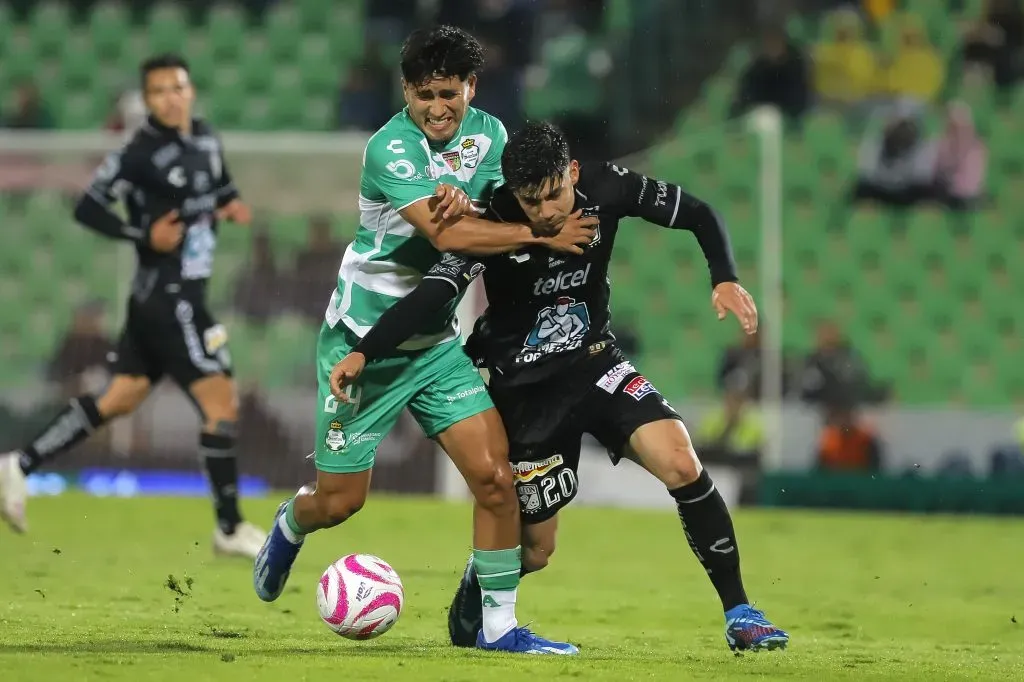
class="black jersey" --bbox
[423,161,737,386]
[74,116,239,301]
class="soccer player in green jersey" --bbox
[253,26,593,654]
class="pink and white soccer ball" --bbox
[317,554,404,640]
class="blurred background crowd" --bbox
[0,0,1022,511]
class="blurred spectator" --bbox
[961,0,1024,91]
[2,83,55,129]
[797,321,889,411]
[730,26,811,123]
[850,100,936,208]
[862,0,896,26]
[526,4,612,161]
[696,387,765,463]
[290,215,348,323]
[718,329,763,400]
[881,16,945,104]
[471,41,525,132]
[337,45,393,132]
[47,301,113,400]
[813,9,878,107]
[931,102,988,211]
[232,229,284,329]
[816,407,883,472]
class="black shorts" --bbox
[490,346,681,524]
[111,294,232,388]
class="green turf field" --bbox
[0,494,1022,680]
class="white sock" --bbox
[480,587,518,643]
[277,512,304,545]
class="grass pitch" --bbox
[0,494,1022,680]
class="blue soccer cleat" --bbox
[724,604,789,652]
[476,626,580,655]
[448,554,483,647]
[253,500,303,602]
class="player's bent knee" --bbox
[658,444,702,489]
[469,464,517,514]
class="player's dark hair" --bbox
[400,26,485,86]
[140,53,190,89]
[502,121,572,198]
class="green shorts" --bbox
[314,323,494,474]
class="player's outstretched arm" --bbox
[601,163,757,333]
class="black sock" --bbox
[199,433,242,535]
[18,396,105,475]
[670,469,749,612]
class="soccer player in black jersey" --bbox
[0,54,266,557]
[328,121,789,651]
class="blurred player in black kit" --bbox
[329,121,790,652]
[0,54,265,558]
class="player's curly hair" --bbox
[502,121,572,198]
[400,26,486,86]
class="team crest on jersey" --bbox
[442,151,462,172]
[325,420,346,452]
[518,483,542,513]
[516,297,591,364]
[460,138,480,168]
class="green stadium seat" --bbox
[207,69,246,127]
[207,6,246,60]
[266,5,303,61]
[90,2,131,60]
[298,0,334,32]
[267,70,305,128]
[147,4,190,55]
[239,39,275,93]
[297,36,338,97]
[327,3,366,61]
[29,2,71,58]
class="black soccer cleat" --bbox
[447,554,483,647]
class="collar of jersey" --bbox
[145,115,197,141]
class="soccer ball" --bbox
[316,554,405,640]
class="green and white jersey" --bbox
[325,107,507,350]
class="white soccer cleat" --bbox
[0,452,28,533]
[213,521,266,559]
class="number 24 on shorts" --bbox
[324,385,363,417]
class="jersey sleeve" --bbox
[595,162,739,287]
[353,253,486,361]
[363,135,438,210]
[421,252,487,294]
[85,142,147,207]
[594,162,688,227]
[74,142,149,243]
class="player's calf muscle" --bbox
[293,471,370,530]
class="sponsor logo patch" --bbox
[623,375,657,401]
[596,361,636,394]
